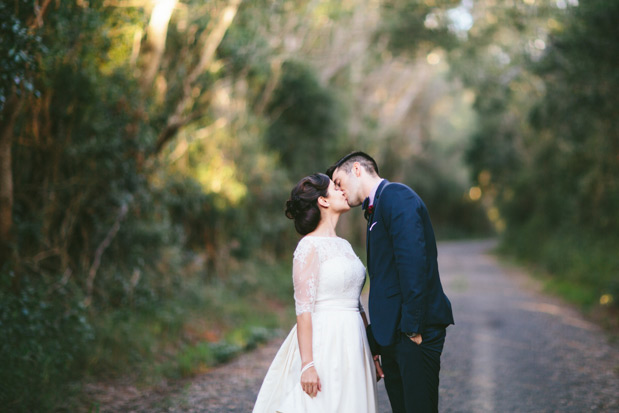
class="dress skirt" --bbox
[253,300,378,413]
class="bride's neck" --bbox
[310,213,339,237]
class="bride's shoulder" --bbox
[335,236,352,245]
[296,235,317,246]
[293,236,317,261]
[293,235,340,260]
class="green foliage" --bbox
[502,227,619,309]
[403,155,492,238]
[0,1,41,110]
[1,1,333,409]
[378,0,460,55]
[86,259,293,384]
[265,61,343,179]
[12,2,153,263]
[526,0,619,234]
[455,1,618,307]
[217,0,272,78]
[3,4,185,407]
[0,275,93,412]
[171,326,275,378]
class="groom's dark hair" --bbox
[326,151,379,179]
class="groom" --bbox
[327,152,454,413]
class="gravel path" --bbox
[437,240,618,412]
[90,240,619,412]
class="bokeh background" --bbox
[0,0,616,410]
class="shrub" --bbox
[0,275,93,412]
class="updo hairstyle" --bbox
[285,173,330,235]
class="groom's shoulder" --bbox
[382,182,424,208]
[383,182,418,199]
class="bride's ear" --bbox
[317,196,330,208]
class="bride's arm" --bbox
[297,313,314,365]
[292,241,321,397]
[297,313,321,396]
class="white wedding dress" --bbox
[253,236,378,413]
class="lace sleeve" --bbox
[292,239,320,315]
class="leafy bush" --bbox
[459,1,618,309]
[265,60,343,179]
[503,226,619,310]
[0,275,93,412]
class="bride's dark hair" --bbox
[285,173,330,235]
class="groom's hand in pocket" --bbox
[409,334,423,345]
[373,355,384,382]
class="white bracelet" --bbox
[300,361,315,374]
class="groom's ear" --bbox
[352,162,362,177]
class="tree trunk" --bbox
[0,91,21,258]
[140,0,178,91]
[154,0,242,154]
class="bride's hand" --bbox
[300,365,321,397]
[373,355,384,382]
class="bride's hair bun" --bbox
[285,173,330,235]
[284,196,302,220]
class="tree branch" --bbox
[84,203,129,307]
[30,0,53,28]
[154,100,212,153]
[254,58,283,116]
[154,0,242,154]
[140,0,178,90]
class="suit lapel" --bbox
[366,179,389,275]
[366,216,371,271]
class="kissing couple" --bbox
[253,152,454,413]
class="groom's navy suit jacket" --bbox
[366,180,454,347]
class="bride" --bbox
[252,173,380,413]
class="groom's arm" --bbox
[383,185,428,334]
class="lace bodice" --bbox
[292,236,367,315]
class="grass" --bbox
[496,230,619,337]
[83,258,296,385]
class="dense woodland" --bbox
[1,0,617,410]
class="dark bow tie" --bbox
[362,197,374,221]
[362,197,370,210]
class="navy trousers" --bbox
[379,328,446,413]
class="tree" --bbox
[0,1,42,260]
